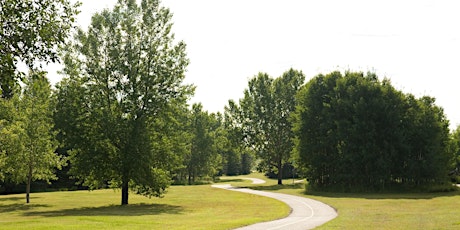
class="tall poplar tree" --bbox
[56,0,192,205]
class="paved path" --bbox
[241,178,266,184]
[212,178,337,230]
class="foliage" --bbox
[293,71,453,191]
[0,0,79,98]
[55,0,193,204]
[0,71,63,203]
[238,69,305,184]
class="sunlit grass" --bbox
[0,184,289,230]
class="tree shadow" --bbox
[245,182,460,200]
[23,203,183,217]
[0,203,50,213]
[303,189,460,200]
[249,183,304,191]
[0,196,27,202]
[216,178,244,183]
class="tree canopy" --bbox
[0,0,79,99]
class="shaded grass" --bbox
[227,173,460,229]
[0,185,290,230]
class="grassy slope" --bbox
[0,184,289,230]
[226,173,460,230]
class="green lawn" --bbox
[0,184,289,230]
[226,173,460,229]
[2,174,459,229]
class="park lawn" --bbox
[229,173,460,230]
[0,184,290,230]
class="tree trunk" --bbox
[121,179,129,205]
[26,179,31,204]
[26,166,32,203]
[277,159,283,185]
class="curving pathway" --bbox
[212,178,337,230]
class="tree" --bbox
[0,0,79,99]
[220,100,256,176]
[56,0,192,205]
[0,71,63,203]
[293,71,453,191]
[182,104,221,184]
[240,69,304,184]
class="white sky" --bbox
[47,0,460,129]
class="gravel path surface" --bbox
[212,178,337,230]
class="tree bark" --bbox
[121,179,129,205]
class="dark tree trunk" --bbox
[277,159,283,185]
[26,179,31,204]
[121,179,129,205]
[26,166,32,203]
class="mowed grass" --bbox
[226,173,460,229]
[0,184,290,230]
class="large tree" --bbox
[0,71,63,203]
[0,0,79,99]
[240,69,304,184]
[55,0,192,205]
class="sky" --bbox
[47,0,460,129]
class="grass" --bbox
[2,173,458,229]
[225,173,460,229]
[0,184,290,230]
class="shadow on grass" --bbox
[249,183,304,191]
[244,181,460,200]
[303,189,460,200]
[0,196,27,202]
[216,178,244,183]
[23,203,183,217]
[0,203,50,213]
